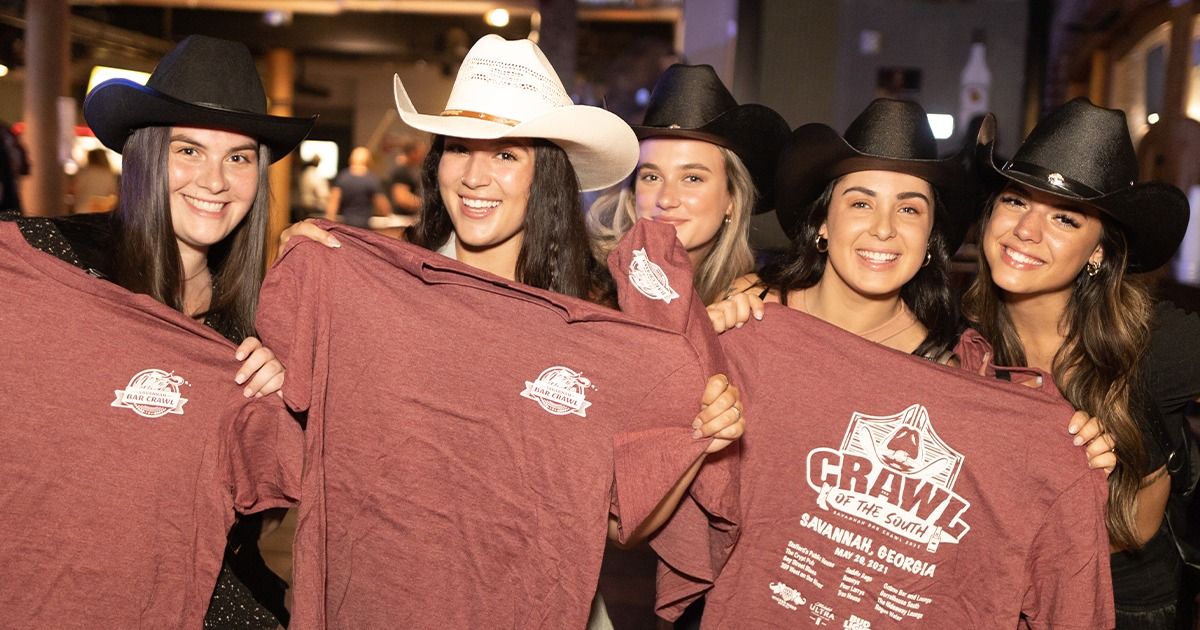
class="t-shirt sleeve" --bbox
[1020,471,1114,629]
[609,360,711,546]
[256,238,330,413]
[223,396,304,514]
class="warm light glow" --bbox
[87,66,151,94]
[1148,112,1161,124]
[299,140,339,181]
[0,64,8,78]
[485,8,510,27]
[926,114,954,140]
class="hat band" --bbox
[440,109,520,127]
[1003,161,1105,198]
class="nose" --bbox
[460,152,490,188]
[870,208,896,240]
[655,180,680,212]
[1012,208,1042,242]
[197,157,230,193]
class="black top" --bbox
[1109,301,1200,610]
[333,170,384,229]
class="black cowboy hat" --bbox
[83,35,315,162]
[632,64,790,213]
[775,98,983,254]
[981,97,1188,272]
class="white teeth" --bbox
[462,198,500,210]
[185,195,225,213]
[1005,246,1043,266]
[857,250,899,263]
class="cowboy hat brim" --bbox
[84,79,316,162]
[632,103,791,214]
[393,75,637,192]
[981,147,1190,271]
[776,122,979,252]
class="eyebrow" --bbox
[639,162,714,173]
[1007,184,1089,214]
[843,186,929,204]
[169,134,258,154]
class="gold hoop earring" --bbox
[1086,260,1101,277]
[922,251,932,267]
[815,234,829,253]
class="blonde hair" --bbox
[587,145,757,304]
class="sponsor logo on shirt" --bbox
[843,614,872,629]
[628,248,680,304]
[769,581,806,610]
[809,601,835,626]
[520,366,595,417]
[807,404,970,554]
[111,368,190,419]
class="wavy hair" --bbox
[113,126,271,340]
[759,177,960,359]
[587,145,757,304]
[962,192,1152,550]
[409,135,613,303]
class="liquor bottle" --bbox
[959,29,991,140]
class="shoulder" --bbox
[1,212,114,272]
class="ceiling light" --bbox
[485,8,510,28]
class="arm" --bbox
[391,182,420,214]
[1116,466,1170,552]
[607,374,744,547]
[373,192,393,217]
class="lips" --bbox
[1000,244,1046,268]
[460,196,500,219]
[856,249,900,265]
[182,194,227,216]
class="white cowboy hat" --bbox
[393,35,637,191]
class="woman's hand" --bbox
[693,374,745,454]
[279,218,342,250]
[706,292,764,334]
[1067,410,1116,475]
[234,337,285,398]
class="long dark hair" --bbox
[962,192,1152,549]
[113,126,272,340]
[409,135,613,303]
[760,176,960,358]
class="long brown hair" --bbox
[409,135,613,303]
[962,194,1153,549]
[113,126,272,340]
[587,145,757,305]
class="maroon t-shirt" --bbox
[256,221,721,629]
[0,222,303,629]
[656,306,1113,629]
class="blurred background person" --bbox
[296,154,329,222]
[389,138,425,220]
[71,147,118,214]
[325,145,390,228]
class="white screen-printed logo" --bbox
[112,369,190,419]
[520,366,595,417]
[628,248,680,304]
[807,404,970,553]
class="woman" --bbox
[269,35,744,627]
[6,35,314,627]
[588,63,789,305]
[963,97,1196,628]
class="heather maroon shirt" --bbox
[653,307,1113,629]
[256,220,723,629]
[0,222,303,628]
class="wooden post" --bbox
[21,0,69,216]
[265,47,295,265]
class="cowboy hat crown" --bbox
[83,35,315,161]
[393,35,637,192]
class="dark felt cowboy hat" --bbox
[83,35,315,162]
[982,97,1188,271]
[776,98,983,254]
[632,64,790,213]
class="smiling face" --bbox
[437,136,536,255]
[982,183,1105,299]
[819,170,934,298]
[633,138,733,265]
[167,127,260,255]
